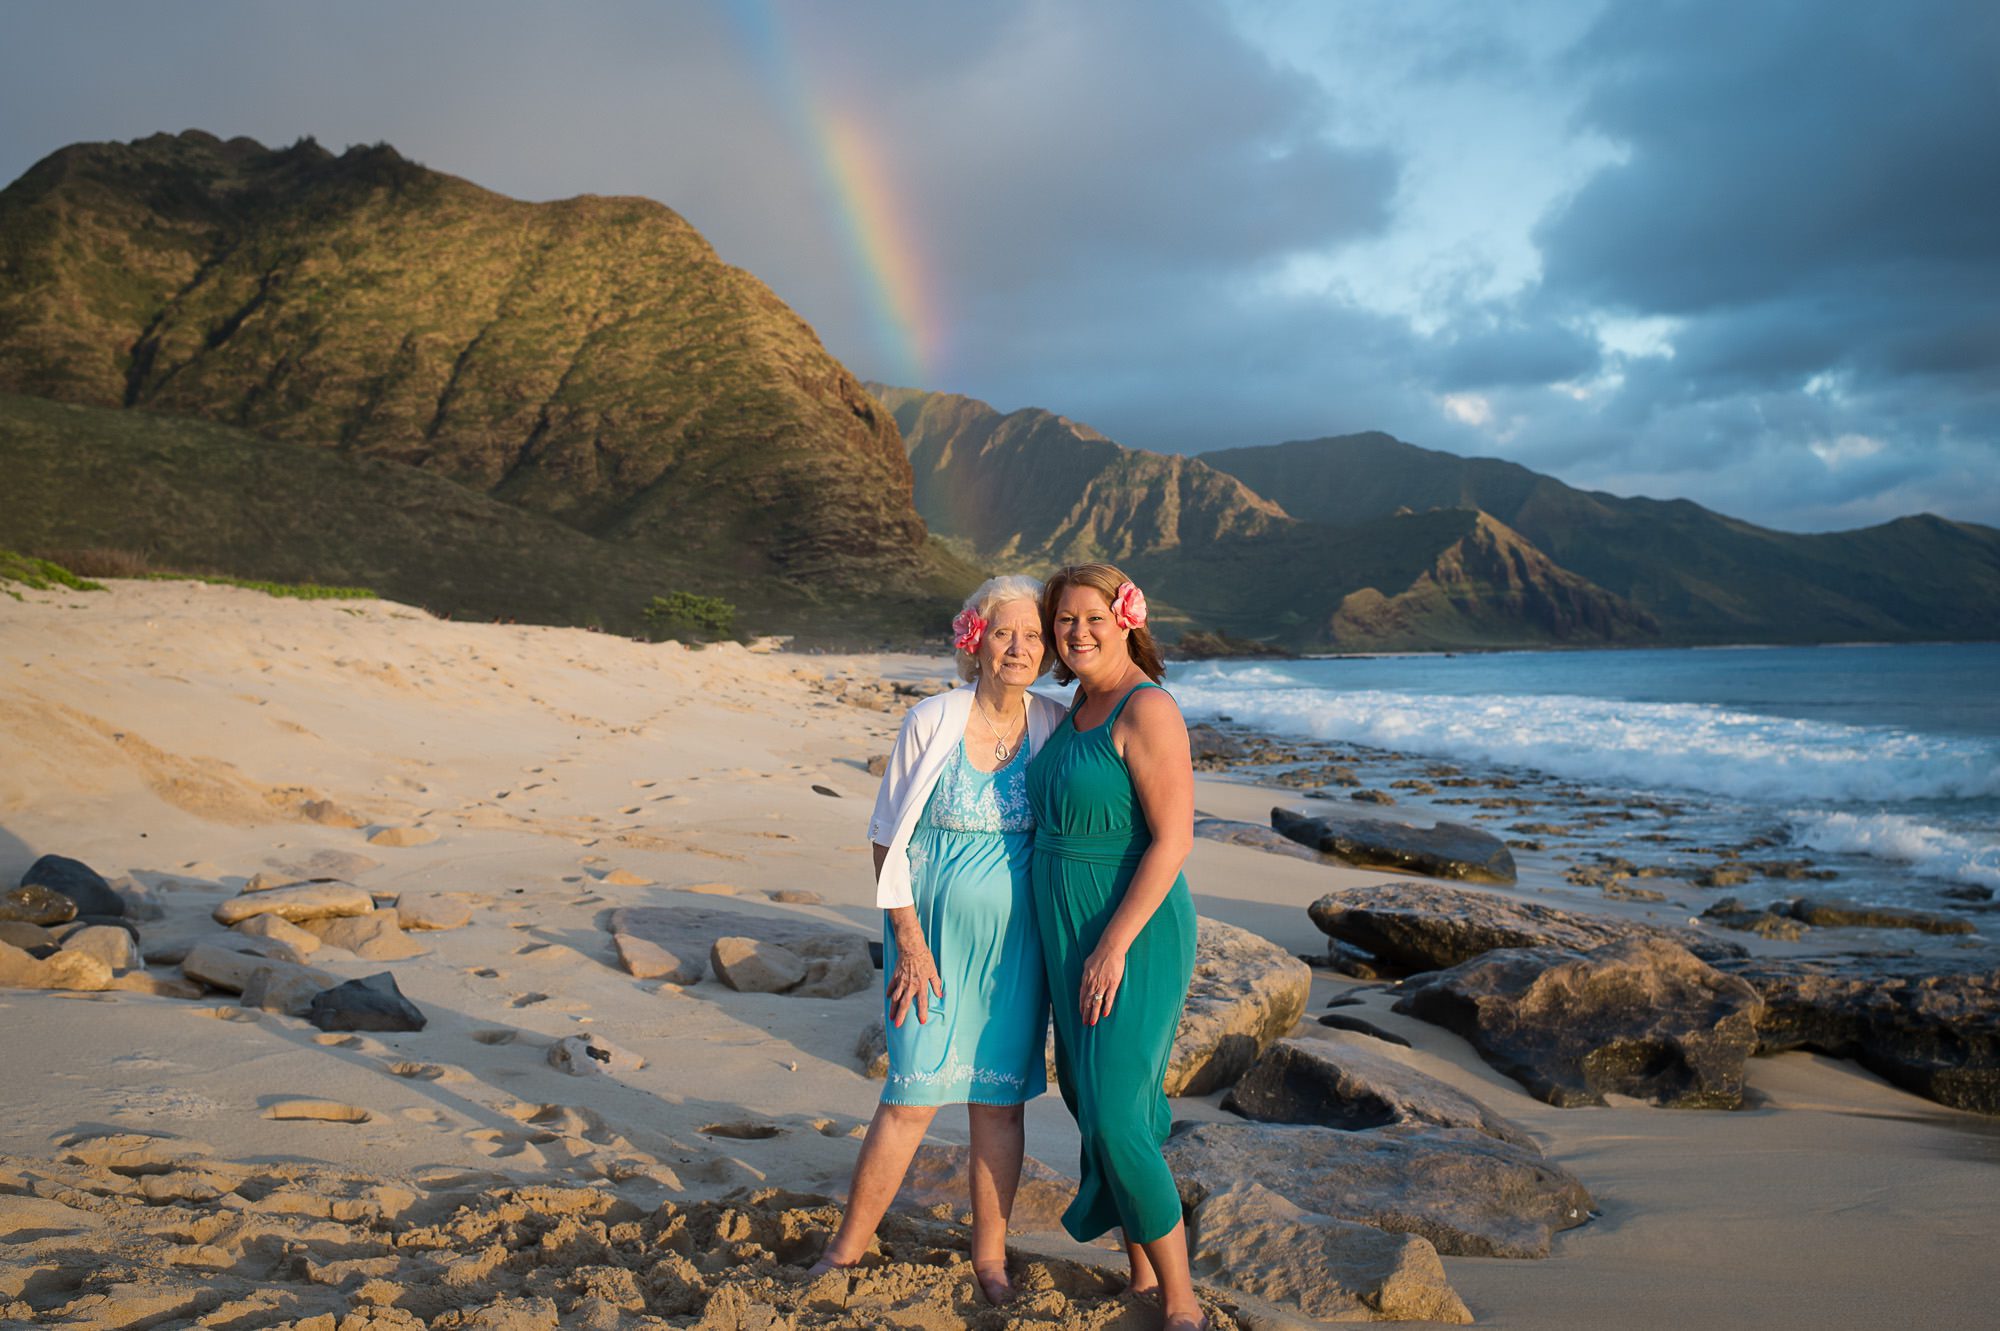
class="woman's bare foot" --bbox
[1162,1307,1205,1331]
[806,1253,861,1278]
[972,1261,1017,1305]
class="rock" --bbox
[1701,898,1809,941]
[855,1017,891,1077]
[308,971,427,1033]
[1787,897,1975,936]
[1351,789,1396,806]
[810,784,841,798]
[0,920,58,953]
[1325,938,1397,980]
[305,912,428,960]
[1193,817,1334,864]
[1165,1120,1592,1259]
[1394,937,1764,1109]
[234,914,324,955]
[1317,1012,1414,1046]
[614,932,705,984]
[301,798,367,828]
[1,883,78,926]
[1941,885,1994,903]
[392,891,476,930]
[711,937,807,993]
[367,825,437,848]
[1272,807,1517,885]
[213,881,375,926]
[0,938,113,990]
[888,1144,1076,1231]
[61,924,136,973]
[766,888,823,905]
[1224,1035,1538,1147]
[1716,955,2000,1115]
[1694,863,1753,888]
[608,904,873,993]
[789,934,876,999]
[864,754,889,777]
[55,914,141,943]
[1189,1183,1473,1324]
[182,943,340,996]
[244,871,305,892]
[111,969,205,998]
[548,1032,644,1076]
[1167,918,1313,1096]
[111,881,167,921]
[22,854,125,917]
[241,965,340,1016]
[1309,880,1745,974]
[1186,724,1247,764]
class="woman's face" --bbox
[1052,585,1126,676]
[977,598,1045,686]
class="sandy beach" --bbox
[2,579,1994,1329]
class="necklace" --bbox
[973,693,1027,763]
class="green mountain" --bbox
[1204,434,2000,643]
[879,387,1656,651]
[0,130,970,623]
[0,392,948,643]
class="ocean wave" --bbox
[1787,811,2000,888]
[1169,683,2000,805]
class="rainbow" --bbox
[721,2,942,387]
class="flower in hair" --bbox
[1112,581,1148,630]
[952,608,987,654]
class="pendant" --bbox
[995,737,1012,763]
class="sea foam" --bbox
[1170,679,2000,806]
[1787,811,2000,888]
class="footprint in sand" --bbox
[632,780,658,789]
[508,993,549,1008]
[465,1129,543,1165]
[470,1029,517,1045]
[264,1099,372,1124]
[468,966,501,979]
[698,1121,786,1141]
[384,1062,450,1081]
[514,941,550,955]
[313,1032,363,1048]
[619,805,643,815]
[197,1006,261,1023]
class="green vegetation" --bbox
[152,573,374,601]
[0,548,103,597]
[643,591,736,641]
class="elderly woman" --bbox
[811,575,1067,1304]
[1026,563,1201,1331]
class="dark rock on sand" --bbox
[308,971,427,1032]
[1394,937,1764,1109]
[1309,880,1745,974]
[1189,1183,1473,1324]
[1273,807,1517,885]
[1194,816,1334,864]
[1166,1120,1593,1259]
[1225,1035,1538,1147]
[1168,918,1313,1096]
[1186,724,1247,765]
[1,883,78,927]
[1318,1012,1414,1047]
[1716,955,2000,1115]
[22,855,124,917]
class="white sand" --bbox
[1,579,1993,1327]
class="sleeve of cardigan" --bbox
[868,699,932,846]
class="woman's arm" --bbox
[1078,687,1194,1023]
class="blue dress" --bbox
[881,738,1050,1106]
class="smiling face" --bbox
[976,597,1046,687]
[1051,584,1129,680]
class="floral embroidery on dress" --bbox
[886,1059,1029,1091]
[923,741,1034,834]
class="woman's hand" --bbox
[888,937,944,1027]
[1079,942,1127,1026]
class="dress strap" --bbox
[1103,680,1161,728]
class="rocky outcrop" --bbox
[1716,955,2000,1115]
[1167,918,1313,1096]
[1224,1035,1539,1147]
[1274,807,1517,885]
[1165,1120,1592,1259]
[1309,880,1744,974]
[1193,816,1333,864]
[610,905,874,1000]
[1393,938,1765,1109]
[212,882,375,927]
[1189,1184,1473,1324]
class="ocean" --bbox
[1164,642,2000,912]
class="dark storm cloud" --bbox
[1429,319,1602,390]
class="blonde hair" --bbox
[1041,563,1166,686]
[954,574,1051,682]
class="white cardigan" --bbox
[868,683,1068,909]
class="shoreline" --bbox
[1,582,1995,1328]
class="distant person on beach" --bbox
[811,575,1066,1305]
[1027,563,1202,1331]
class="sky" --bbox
[3,0,1995,532]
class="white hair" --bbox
[954,574,1047,681]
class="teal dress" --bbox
[1026,682,1197,1244]
[881,738,1050,1106]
